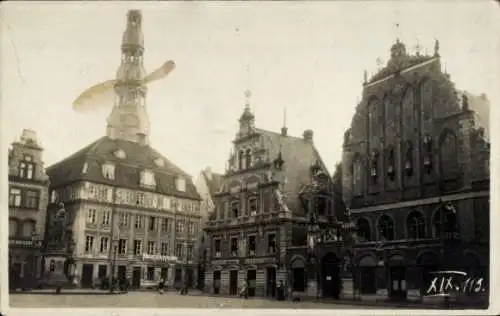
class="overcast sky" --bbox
[1,1,499,178]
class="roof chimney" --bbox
[281,127,288,137]
[303,129,313,143]
[137,132,147,146]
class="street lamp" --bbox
[109,240,118,293]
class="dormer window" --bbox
[154,158,165,167]
[175,177,186,192]
[82,162,89,174]
[114,149,126,159]
[140,170,156,189]
[102,163,115,180]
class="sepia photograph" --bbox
[1,1,498,315]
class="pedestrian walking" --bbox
[158,278,165,294]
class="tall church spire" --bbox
[107,10,150,145]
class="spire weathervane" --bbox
[244,90,252,106]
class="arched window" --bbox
[356,218,371,242]
[238,150,244,170]
[439,131,458,176]
[352,157,364,196]
[316,196,327,216]
[384,97,396,138]
[406,211,425,239]
[433,205,458,238]
[245,148,252,169]
[377,214,394,241]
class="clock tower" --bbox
[107,10,150,145]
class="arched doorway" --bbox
[417,252,439,296]
[388,254,407,301]
[321,252,340,299]
[290,257,306,292]
[358,255,377,294]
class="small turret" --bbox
[122,10,144,51]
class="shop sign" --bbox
[142,253,178,263]
[244,257,276,265]
[9,239,42,248]
[211,259,240,266]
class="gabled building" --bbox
[194,167,223,288]
[8,129,50,290]
[341,40,490,301]
[203,95,352,299]
[45,10,201,290]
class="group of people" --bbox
[156,278,192,295]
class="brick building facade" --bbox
[340,40,490,300]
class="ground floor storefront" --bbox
[351,242,489,303]
[205,257,287,298]
[9,240,43,290]
[72,255,197,290]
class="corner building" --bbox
[45,10,201,289]
[8,130,50,290]
[203,97,350,298]
[341,40,490,300]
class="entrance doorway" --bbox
[417,252,438,296]
[117,265,127,281]
[132,267,141,289]
[247,270,256,297]
[213,271,221,294]
[321,252,340,299]
[388,255,407,301]
[161,267,168,280]
[266,267,276,297]
[229,270,238,295]
[197,266,205,290]
[186,268,194,287]
[358,256,377,294]
[81,264,94,288]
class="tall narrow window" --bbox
[238,150,244,170]
[267,233,276,254]
[407,211,425,239]
[356,218,371,242]
[160,242,168,256]
[370,150,379,183]
[352,158,364,196]
[134,240,143,255]
[147,241,155,255]
[19,155,35,179]
[214,239,221,257]
[248,235,256,256]
[85,236,95,253]
[231,202,239,218]
[231,237,238,256]
[100,237,109,253]
[9,188,22,207]
[149,216,156,231]
[387,147,396,181]
[377,214,394,241]
[245,148,252,168]
[404,141,414,177]
[248,197,258,216]
[422,135,433,173]
[118,239,127,254]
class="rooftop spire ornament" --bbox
[415,39,421,56]
[434,39,440,57]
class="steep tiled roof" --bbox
[254,128,329,216]
[202,171,223,197]
[46,136,200,200]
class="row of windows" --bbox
[352,130,458,195]
[9,187,40,209]
[217,197,259,219]
[98,163,187,192]
[9,219,36,238]
[17,155,36,180]
[89,209,198,234]
[84,236,194,260]
[355,207,458,242]
[212,232,276,258]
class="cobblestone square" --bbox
[9,291,389,309]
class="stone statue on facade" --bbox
[49,203,67,244]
